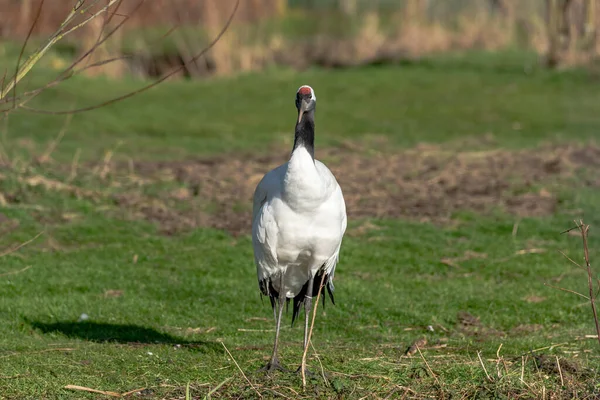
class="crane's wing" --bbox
[313,160,348,305]
[251,166,284,298]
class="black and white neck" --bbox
[293,110,315,160]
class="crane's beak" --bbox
[297,99,310,123]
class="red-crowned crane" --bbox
[252,85,347,376]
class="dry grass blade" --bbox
[0,231,44,258]
[301,271,327,388]
[416,345,440,385]
[38,113,73,164]
[121,387,147,397]
[9,0,45,108]
[0,265,32,278]
[477,351,493,382]
[220,341,261,398]
[203,377,232,400]
[556,356,564,387]
[309,341,329,387]
[0,347,75,360]
[64,384,120,397]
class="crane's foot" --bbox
[295,365,317,378]
[258,358,289,374]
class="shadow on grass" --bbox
[28,320,220,351]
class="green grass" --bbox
[2,49,599,162]
[1,51,600,398]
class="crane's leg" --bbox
[302,276,314,350]
[261,272,288,373]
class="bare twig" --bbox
[1,0,238,117]
[301,271,327,388]
[577,220,600,347]
[552,220,600,347]
[220,341,261,398]
[558,250,586,271]
[543,283,590,300]
[18,0,241,115]
[11,0,45,109]
[1,0,122,102]
[68,148,82,183]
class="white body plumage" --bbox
[252,146,347,298]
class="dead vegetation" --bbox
[108,141,600,235]
[1,1,598,80]
[3,140,600,236]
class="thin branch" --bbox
[558,249,586,270]
[19,0,240,115]
[1,0,94,101]
[543,283,589,300]
[0,0,144,112]
[12,0,45,109]
[0,24,178,110]
[560,225,581,234]
[577,220,600,347]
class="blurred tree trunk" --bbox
[19,0,32,36]
[79,15,125,78]
[338,0,358,16]
[274,0,286,16]
[404,0,427,23]
[545,0,574,67]
[489,0,515,19]
[583,0,597,51]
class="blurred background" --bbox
[1,0,598,79]
[1,2,600,398]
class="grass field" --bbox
[1,50,600,399]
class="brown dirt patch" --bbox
[7,141,599,235]
[100,142,600,235]
[456,311,506,340]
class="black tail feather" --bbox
[260,269,337,326]
[259,278,278,311]
[291,269,335,326]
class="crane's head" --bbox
[295,85,316,123]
